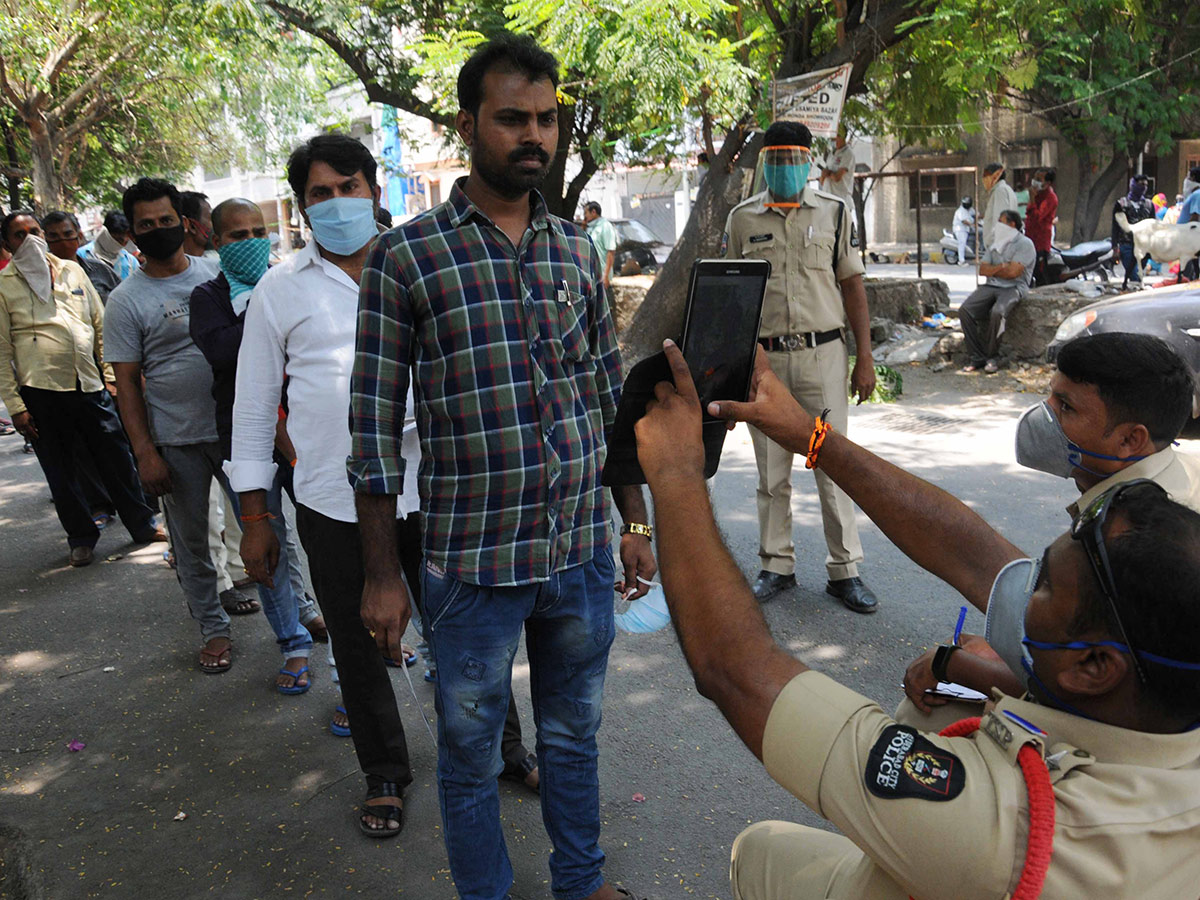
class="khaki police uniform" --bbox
[894,445,1200,734]
[723,186,866,580]
[1068,445,1200,518]
[731,670,1200,899]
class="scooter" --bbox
[940,229,978,265]
[1043,240,1113,284]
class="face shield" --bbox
[762,145,813,206]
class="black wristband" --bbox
[931,644,961,683]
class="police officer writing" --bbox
[635,340,1200,899]
[724,120,878,612]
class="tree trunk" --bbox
[27,119,63,214]
[621,122,757,365]
[2,116,22,210]
[1070,146,1129,244]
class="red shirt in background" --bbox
[1025,187,1058,253]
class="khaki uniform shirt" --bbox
[0,254,112,417]
[723,186,864,339]
[1067,445,1200,518]
[762,671,1200,899]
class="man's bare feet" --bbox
[276,656,310,690]
[198,637,232,673]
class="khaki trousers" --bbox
[750,341,863,581]
[730,821,876,900]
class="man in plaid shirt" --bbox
[348,34,656,900]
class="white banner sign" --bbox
[772,64,853,138]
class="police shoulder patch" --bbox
[866,725,965,802]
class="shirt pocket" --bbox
[740,235,778,261]
[554,288,590,362]
[803,231,836,270]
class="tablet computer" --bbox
[679,259,771,418]
[601,258,770,486]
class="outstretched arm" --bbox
[709,347,1024,610]
[635,342,805,759]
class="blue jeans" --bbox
[423,549,616,900]
[221,471,313,659]
[1119,242,1142,284]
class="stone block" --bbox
[1002,285,1106,361]
[865,278,951,324]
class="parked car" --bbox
[612,218,672,275]
[1046,281,1200,415]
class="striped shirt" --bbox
[348,179,623,586]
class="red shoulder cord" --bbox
[909,717,1056,900]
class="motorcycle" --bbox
[1042,239,1113,284]
[940,228,978,265]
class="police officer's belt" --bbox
[759,330,842,352]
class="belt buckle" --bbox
[784,334,804,351]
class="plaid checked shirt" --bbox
[348,179,623,586]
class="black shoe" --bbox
[826,576,878,614]
[68,546,94,567]
[751,571,795,602]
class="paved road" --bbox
[0,380,1099,898]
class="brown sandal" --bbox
[198,639,232,674]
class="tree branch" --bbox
[265,0,454,128]
[0,56,27,109]
[49,41,138,123]
[35,10,104,96]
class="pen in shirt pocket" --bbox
[557,279,570,303]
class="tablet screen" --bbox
[681,261,770,413]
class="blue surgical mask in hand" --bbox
[614,582,671,634]
[305,196,378,256]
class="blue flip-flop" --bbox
[277,665,310,695]
[383,651,418,669]
[330,706,351,737]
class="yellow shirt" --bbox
[723,186,865,338]
[0,254,112,417]
[1068,445,1200,518]
[762,671,1200,899]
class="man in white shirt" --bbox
[818,128,856,205]
[981,163,1017,248]
[226,135,416,838]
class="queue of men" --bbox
[3,31,1199,900]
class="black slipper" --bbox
[500,751,539,794]
[360,782,403,838]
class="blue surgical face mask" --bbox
[304,196,378,256]
[764,162,810,203]
[1014,400,1147,480]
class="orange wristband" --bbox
[239,512,276,523]
[805,408,832,470]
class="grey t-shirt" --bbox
[983,234,1037,294]
[104,256,221,446]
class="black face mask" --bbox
[134,224,186,260]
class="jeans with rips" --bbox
[423,548,616,900]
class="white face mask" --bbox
[11,234,52,302]
[992,221,1019,252]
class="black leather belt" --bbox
[758,329,842,352]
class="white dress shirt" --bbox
[224,241,418,523]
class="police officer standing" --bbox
[724,120,879,612]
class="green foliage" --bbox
[0,0,339,208]
[849,358,903,404]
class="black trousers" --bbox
[295,503,413,791]
[20,387,156,548]
[395,514,530,768]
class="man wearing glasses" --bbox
[635,340,1200,899]
[723,119,879,612]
